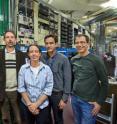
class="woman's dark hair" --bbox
[26,44,41,60]
[27,44,41,53]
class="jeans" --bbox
[71,95,96,124]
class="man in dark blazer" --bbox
[0,30,25,124]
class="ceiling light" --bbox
[48,0,53,4]
[107,29,112,33]
[113,27,117,30]
[101,0,117,8]
[82,16,88,19]
[91,30,96,33]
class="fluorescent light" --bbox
[113,27,117,30]
[0,15,4,21]
[48,0,53,4]
[101,0,117,8]
[82,16,88,19]
[107,29,112,33]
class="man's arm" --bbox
[95,57,109,105]
[62,57,71,102]
[0,52,5,103]
[90,55,108,115]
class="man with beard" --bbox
[0,30,25,124]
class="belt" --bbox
[52,91,63,95]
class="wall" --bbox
[0,0,9,35]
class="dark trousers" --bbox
[1,91,21,124]
[21,102,50,124]
[0,101,3,113]
[19,101,28,124]
[49,91,63,124]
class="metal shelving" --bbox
[97,94,116,124]
[61,17,73,48]
[18,0,34,44]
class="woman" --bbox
[18,44,53,124]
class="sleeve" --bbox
[95,57,109,105]
[17,66,26,93]
[41,66,53,96]
[19,51,26,64]
[0,59,5,102]
[70,58,74,90]
[62,57,72,101]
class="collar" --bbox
[25,61,45,70]
[71,54,81,60]
[47,50,57,59]
[5,48,16,54]
[71,53,90,60]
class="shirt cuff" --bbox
[17,88,26,93]
[62,93,69,102]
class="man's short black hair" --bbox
[75,34,90,43]
[44,34,58,43]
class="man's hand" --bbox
[89,102,101,116]
[58,100,67,109]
